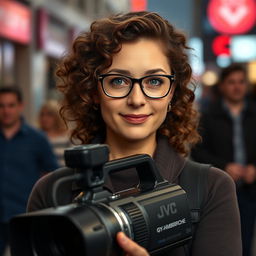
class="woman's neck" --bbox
[105,135,157,161]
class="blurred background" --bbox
[1,0,256,255]
[1,0,256,124]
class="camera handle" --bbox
[104,154,165,192]
[63,145,167,205]
[76,154,166,204]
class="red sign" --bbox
[0,0,31,44]
[131,0,147,11]
[37,8,70,58]
[207,0,256,34]
[212,35,231,56]
[36,8,48,50]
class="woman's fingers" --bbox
[116,232,149,256]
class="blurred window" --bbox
[2,41,15,86]
[231,35,256,62]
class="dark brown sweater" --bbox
[27,136,242,256]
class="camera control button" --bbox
[109,194,120,200]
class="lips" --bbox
[121,114,151,124]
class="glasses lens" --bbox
[102,75,131,97]
[142,76,170,98]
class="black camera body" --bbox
[10,144,193,256]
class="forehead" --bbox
[108,38,170,74]
[224,71,245,80]
[40,108,56,116]
[0,92,20,104]
[115,38,166,59]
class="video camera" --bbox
[9,144,192,256]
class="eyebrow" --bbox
[106,68,168,76]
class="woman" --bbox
[27,12,242,256]
[38,100,71,166]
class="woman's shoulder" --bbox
[180,160,236,196]
[191,163,237,204]
[207,166,236,193]
[202,165,239,220]
[183,160,236,192]
[189,164,242,255]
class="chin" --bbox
[122,132,154,143]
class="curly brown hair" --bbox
[56,11,200,156]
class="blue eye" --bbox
[111,78,125,86]
[107,76,130,87]
[145,77,164,87]
[149,79,162,85]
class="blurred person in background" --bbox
[191,63,256,256]
[196,82,220,114]
[38,100,72,166]
[0,87,59,256]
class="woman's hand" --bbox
[116,232,149,256]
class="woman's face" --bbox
[39,108,56,131]
[95,38,175,143]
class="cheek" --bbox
[99,99,119,122]
[160,105,168,121]
[49,117,56,125]
[153,101,169,119]
[41,115,52,122]
[239,84,247,92]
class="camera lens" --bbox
[30,217,86,256]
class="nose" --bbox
[127,82,146,107]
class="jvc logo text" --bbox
[157,202,177,219]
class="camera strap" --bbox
[179,159,211,255]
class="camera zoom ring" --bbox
[121,203,149,248]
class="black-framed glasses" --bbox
[98,73,175,99]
